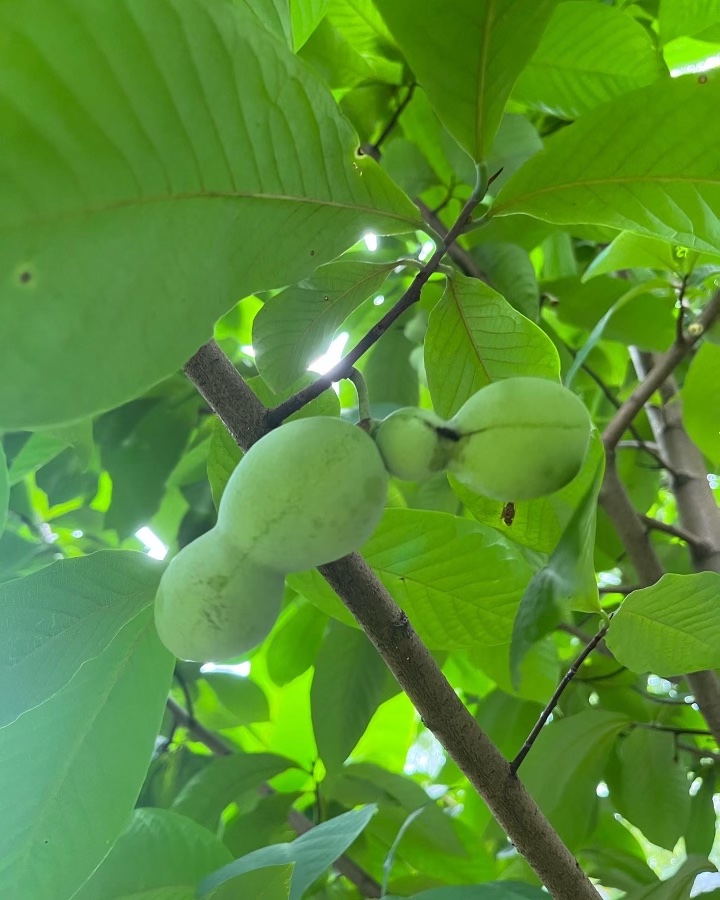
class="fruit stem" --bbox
[348,367,371,425]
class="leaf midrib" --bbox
[2,189,419,232]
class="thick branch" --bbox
[183,341,601,900]
[166,698,383,898]
[602,291,720,450]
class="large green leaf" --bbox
[171,753,297,831]
[0,446,7,536]
[682,342,720,467]
[659,0,720,44]
[253,261,394,391]
[373,0,558,161]
[73,808,233,900]
[0,551,161,727]
[583,232,717,281]
[521,711,629,850]
[311,619,391,772]
[291,508,534,650]
[513,2,666,119]
[198,805,377,898]
[0,0,418,429]
[605,572,720,676]
[266,601,328,686]
[0,606,173,900]
[470,243,540,322]
[606,729,690,850]
[424,273,560,419]
[493,74,720,254]
[510,437,604,682]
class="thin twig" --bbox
[557,622,613,657]
[511,625,609,775]
[166,697,383,898]
[598,584,641,595]
[371,83,417,154]
[677,741,720,762]
[348,367,371,424]
[414,197,490,283]
[640,514,709,551]
[266,181,487,426]
[602,291,720,450]
[633,721,713,737]
[675,274,690,344]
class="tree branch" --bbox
[640,514,709,552]
[183,341,601,900]
[265,186,487,427]
[166,697,384,898]
[511,625,609,775]
[602,291,720,450]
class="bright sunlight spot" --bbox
[363,232,378,251]
[671,54,720,77]
[596,782,609,798]
[691,872,720,897]
[240,344,255,357]
[308,332,349,376]
[201,661,251,676]
[373,295,385,306]
[135,526,168,560]
[418,240,435,262]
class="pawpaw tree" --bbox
[2,2,720,899]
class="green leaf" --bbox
[513,2,666,119]
[0,550,161,727]
[0,445,7,536]
[583,232,716,281]
[424,273,560,419]
[624,854,717,900]
[0,0,418,429]
[362,324,419,412]
[311,619,390,772]
[203,672,270,725]
[0,606,174,900]
[685,769,716,857]
[99,394,196,538]
[605,572,720,676]
[659,0,720,43]
[73,808,233,900]
[211,865,293,899]
[390,885,547,899]
[291,0,326,50]
[683,342,720,466]
[254,261,394,391]
[198,805,377,898]
[470,243,540,321]
[7,432,71,487]
[521,711,629,850]
[606,729,689,850]
[373,0,559,161]
[171,753,297,831]
[266,601,328,686]
[493,74,720,254]
[291,508,533,650]
[510,438,604,683]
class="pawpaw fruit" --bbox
[373,407,454,482]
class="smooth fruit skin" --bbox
[447,377,591,501]
[154,529,284,662]
[374,407,453,481]
[218,416,388,572]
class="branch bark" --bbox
[184,340,601,900]
[602,291,720,450]
[166,698,383,898]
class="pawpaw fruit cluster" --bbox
[155,417,388,662]
[373,377,591,502]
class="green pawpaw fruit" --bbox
[154,529,284,662]
[373,407,454,481]
[218,416,388,571]
[447,377,592,501]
